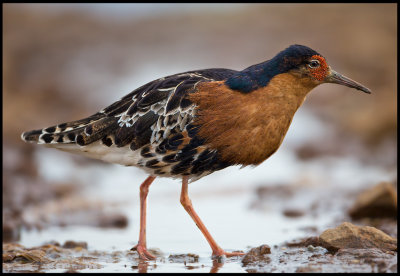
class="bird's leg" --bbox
[131,175,156,260]
[180,176,245,258]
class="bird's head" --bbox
[285,45,371,94]
[226,44,371,94]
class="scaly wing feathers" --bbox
[21,68,237,150]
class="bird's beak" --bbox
[325,69,371,94]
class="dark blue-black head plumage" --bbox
[226,45,322,93]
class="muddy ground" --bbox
[3,242,397,273]
[3,176,397,273]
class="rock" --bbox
[3,253,16,262]
[256,185,294,200]
[369,218,398,237]
[62,241,88,250]
[98,213,128,228]
[3,244,51,264]
[16,249,49,263]
[349,182,397,219]
[283,209,305,218]
[319,222,397,253]
[2,218,21,243]
[241,244,271,266]
[307,245,320,252]
[285,236,320,248]
[168,253,199,263]
[46,240,61,247]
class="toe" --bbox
[224,251,245,257]
[131,244,156,260]
[212,248,245,258]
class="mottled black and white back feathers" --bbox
[22,68,236,180]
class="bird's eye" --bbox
[308,60,320,69]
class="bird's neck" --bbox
[225,60,281,93]
[190,74,318,165]
[225,53,307,93]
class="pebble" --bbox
[319,222,397,253]
[349,182,397,219]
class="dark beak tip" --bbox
[361,87,372,94]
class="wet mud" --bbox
[3,179,397,273]
[3,236,396,273]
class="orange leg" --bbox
[131,175,156,260]
[180,176,245,258]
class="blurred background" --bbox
[3,3,397,272]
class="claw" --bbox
[131,244,156,260]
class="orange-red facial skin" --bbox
[309,55,329,81]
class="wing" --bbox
[22,68,237,179]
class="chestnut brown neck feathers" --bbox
[189,72,318,165]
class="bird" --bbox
[21,44,371,260]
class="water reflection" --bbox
[210,258,225,273]
[132,260,149,273]
[129,255,231,273]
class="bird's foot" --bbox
[131,244,156,260]
[212,248,245,259]
[224,251,246,257]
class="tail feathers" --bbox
[21,129,44,143]
[21,114,119,147]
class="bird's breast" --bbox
[189,74,315,165]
